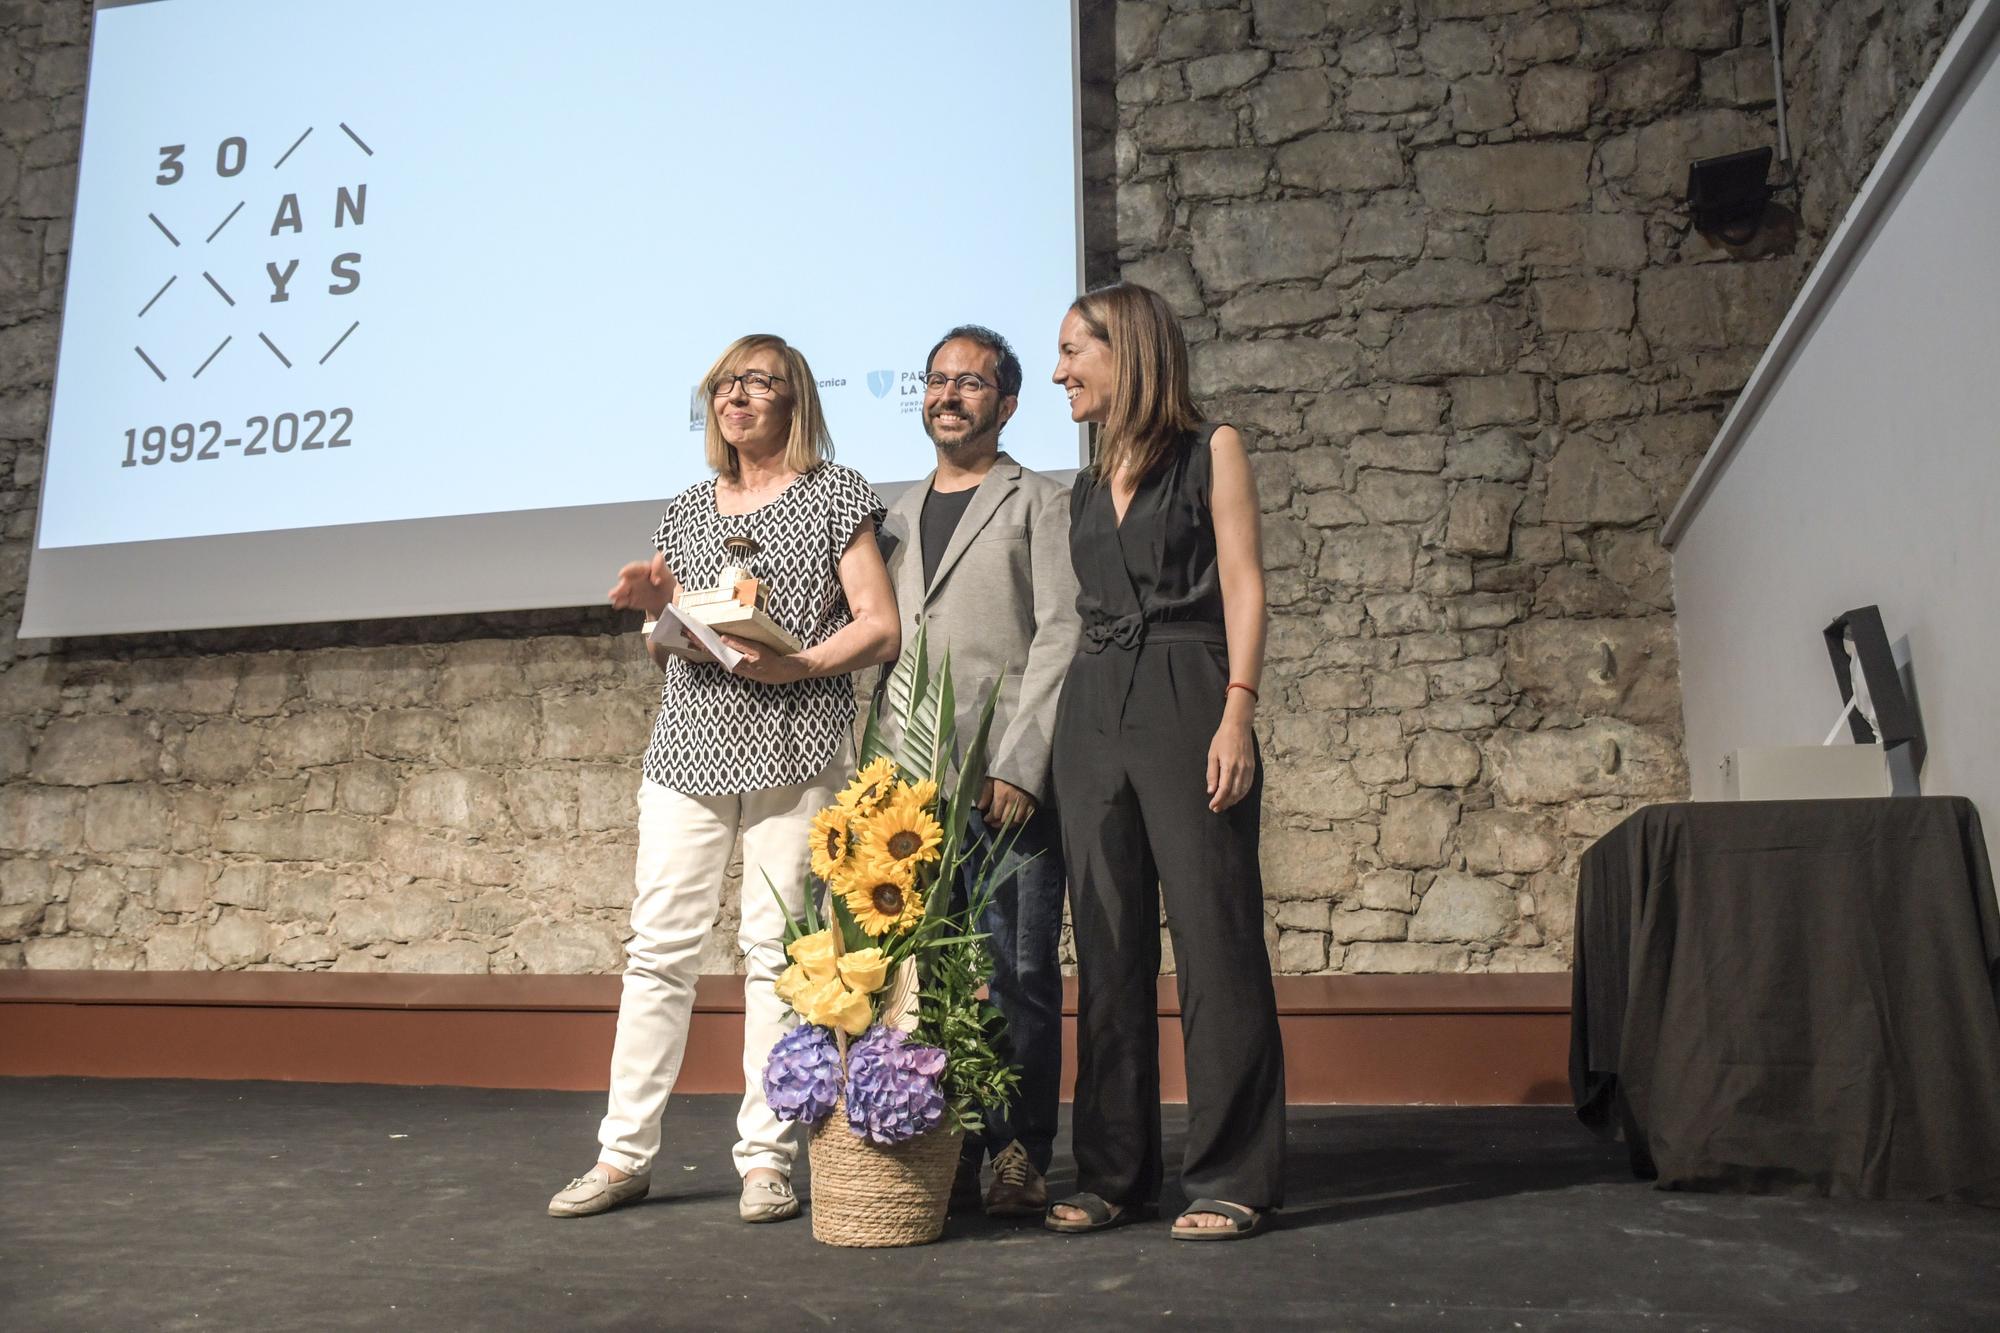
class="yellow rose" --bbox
[837,947,890,995]
[795,975,872,1036]
[787,929,838,981]
[813,984,874,1037]
[793,975,847,1024]
[773,963,812,1009]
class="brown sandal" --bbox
[1043,1192,1151,1233]
[1170,1197,1266,1241]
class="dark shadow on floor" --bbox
[1268,1107,1632,1230]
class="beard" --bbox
[923,399,1002,455]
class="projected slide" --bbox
[38,0,1081,552]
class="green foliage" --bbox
[913,834,1027,1133]
[789,623,1023,1127]
[934,685,1000,919]
[825,876,873,955]
[765,870,815,948]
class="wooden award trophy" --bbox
[646,535,803,663]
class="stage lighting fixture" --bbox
[1685,147,1775,242]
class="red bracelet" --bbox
[1226,682,1259,703]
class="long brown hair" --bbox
[1069,282,1200,483]
[700,334,834,480]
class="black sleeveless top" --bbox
[1068,423,1227,655]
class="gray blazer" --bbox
[876,453,1082,804]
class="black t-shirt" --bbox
[920,483,978,588]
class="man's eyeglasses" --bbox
[710,371,788,399]
[922,372,999,397]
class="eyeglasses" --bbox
[922,372,999,397]
[710,371,788,399]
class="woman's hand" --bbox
[609,552,673,618]
[1206,710,1258,813]
[719,636,810,686]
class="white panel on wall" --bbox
[1666,0,1999,860]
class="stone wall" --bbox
[0,1,1961,977]
[1777,0,1976,257]
[1083,0,1816,974]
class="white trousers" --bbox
[596,741,847,1178]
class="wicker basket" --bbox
[807,1096,964,1247]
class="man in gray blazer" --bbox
[877,324,1081,1217]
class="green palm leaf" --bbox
[859,695,889,767]
[929,649,956,782]
[940,678,1001,866]
[869,623,969,786]
[826,879,872,954]
[879,623,952,782]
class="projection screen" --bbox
[21,0,1083,637]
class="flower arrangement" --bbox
[761,626,1022,1182]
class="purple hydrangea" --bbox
[844,1024,948,1145]
[763,1023,842,1125]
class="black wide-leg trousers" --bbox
[1053,641,1287,1210]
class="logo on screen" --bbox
[135,123,372,382]
[867,370,895,399]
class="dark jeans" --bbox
[954,802,1066,1176]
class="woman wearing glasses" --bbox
[1044,284,1284,1241]
[549,334,897,1223]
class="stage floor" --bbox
[2,1080,1994,1331]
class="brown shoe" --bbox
[984,1141,1048,1217]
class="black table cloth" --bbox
[1571,797,2000,1204]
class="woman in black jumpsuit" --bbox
[1045,284,1284,1240]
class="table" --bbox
[1570,797,2000,1203]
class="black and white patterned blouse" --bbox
[641,462,885,795]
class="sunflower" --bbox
[857,796,944,873]
[808,805,853,882]
[889,778,938,813]
[836,757,900,816]
[838,853,924,938]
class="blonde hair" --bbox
[1069,283,1201,483]
[700,334,834,479]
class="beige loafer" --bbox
[739,1174,801,1223]
[547,1166,651,1218]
